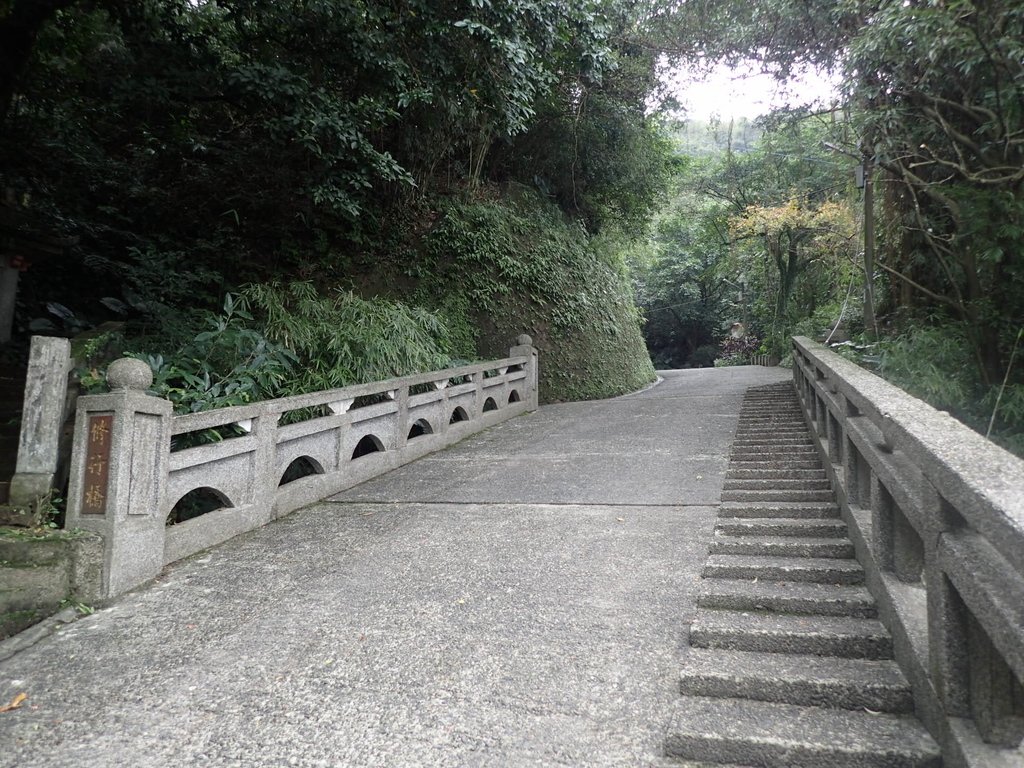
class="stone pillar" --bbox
[9,336,72,515]
[65,358,172,598]
[510,334,539,411]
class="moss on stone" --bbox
[408,189,655,403]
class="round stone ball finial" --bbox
[516,334,533,347]
[106,357,154,391]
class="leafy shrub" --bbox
[878,325,975,415]
[417,192,656,401]
[131,294,297,415]
[715,335,761,366]
[239,281,457,392]
[877,322,1024,457]
[792,301,862,343]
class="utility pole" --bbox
[825,138,881,342]
[861,142,878,341]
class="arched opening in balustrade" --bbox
[449,407,469,424]
[352,434,385,459]
[407,418,433,439]
[167,487,232,526]
[279,455,324,486]
[508,390,521,404]
[483,397,498,412]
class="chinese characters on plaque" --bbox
[82,414,113,515]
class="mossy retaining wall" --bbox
[0,529,102,639]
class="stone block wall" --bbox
[0,529,102,639]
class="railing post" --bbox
[251,411,280,518]
[66,357,172,598]
[922,476,970,717]
[394,384,411,450]
[8,336,72,522]
[510,334,539,411]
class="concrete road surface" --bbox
[0,366,790,767]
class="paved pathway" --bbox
[0,366,789,768]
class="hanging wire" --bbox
[987,326,1023,439]
[825,272,857,345]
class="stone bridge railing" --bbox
[792,336,1024,767]
[66,337,538,599]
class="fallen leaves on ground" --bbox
[0,693,27,713]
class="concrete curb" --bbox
[0,606,79,664]
[611,375,664,400]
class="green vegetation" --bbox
[2,0,663,407]
[2,0,1022,452]
[638,115,861,368]
[415,194,655,400]
[635,0,1024,454]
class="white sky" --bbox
[663,61,841,120]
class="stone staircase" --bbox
[663,381,942,767]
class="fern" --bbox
[238,282,457,392]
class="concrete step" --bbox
[733,436,808,444]
[721,489,835,503]
[689,610,893,659]
[709,535,855,559]
[737,423,806,436]
[732,435,808,443]
[719,502,839,519]
[698,579,877,618]
[714,517,847,538]
[730,444,818,455]
[734,422,807,431]
[735,426,808,435]
[728,458,823,470]
[663,696,941,767]
[729,450,820,463]
[703,554,864,584]
[679,648,914,712]
[725,469,825,481]
[722,478,830,491]
[737,428,807,433]
[733,435,812,445]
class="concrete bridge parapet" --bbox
[65,338,538,600]
[793,335,1024,768]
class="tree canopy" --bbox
[3,0,1022,449]
[1,0,671,319]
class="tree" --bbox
[729,197,856,352]
[0,0,661,325]
[637,183,731,366]
[652,0,1024,385]
[845,0,1024,384]
[0,0,80,121]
